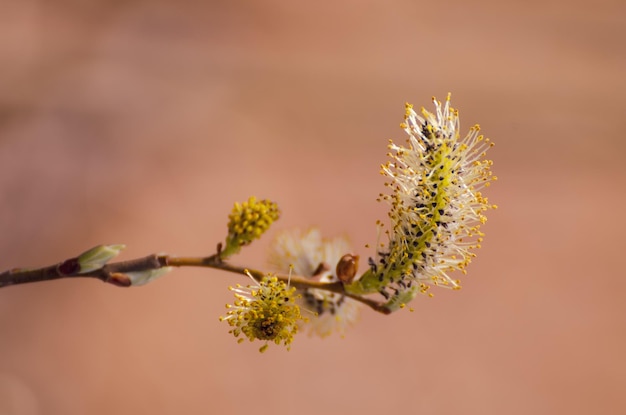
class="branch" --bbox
[0,254,166,288]
[0,252,391,314]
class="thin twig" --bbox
[0,253,391,314]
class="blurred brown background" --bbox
[1,0,625,414]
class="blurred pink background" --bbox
[1,1,625,414]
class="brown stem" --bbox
[0,253,391,314]
[0,254,167,288]
[163,256,390,314]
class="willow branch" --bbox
[0,253,391,314]
[0,254,166,288]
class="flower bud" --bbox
[222,197,280,258]
[126,267,172,286]
[77,244,126,274]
